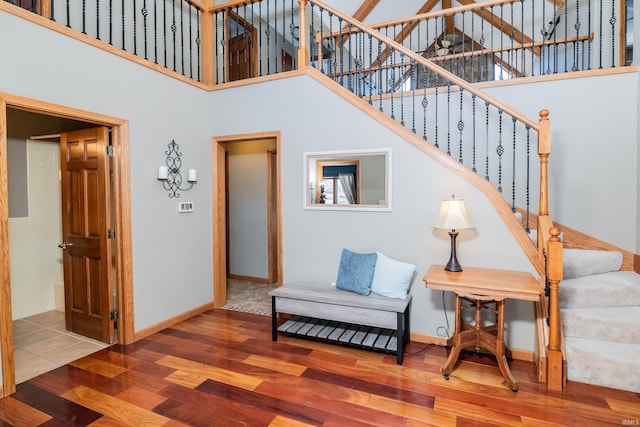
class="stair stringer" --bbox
[304,66,551,381]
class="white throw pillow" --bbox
[371,252,416,299]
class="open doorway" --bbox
[0,93,134,396]
[211,132,282,311]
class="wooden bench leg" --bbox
[271,296,278,341]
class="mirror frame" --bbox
[303,148,392,211]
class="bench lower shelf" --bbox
[277,315,399,354]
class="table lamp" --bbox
[432,195,474,272]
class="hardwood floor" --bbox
[0,309,638,426]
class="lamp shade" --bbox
[432,196,474,230]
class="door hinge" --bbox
[107,229,116,239]
[106,145,114,157]
[110,309,119,321]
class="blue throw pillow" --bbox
[336,249,377,296]
[371,252,416,299]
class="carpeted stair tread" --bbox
[562,248,623,280]
[561,306,640,344]
[564,337,640,393]
[559,271,640,308]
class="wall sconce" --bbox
[157,140,197,198]
[432,195,475,272]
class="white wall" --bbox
[8,140,63,319]
[227,149,269,279]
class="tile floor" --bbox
[13,310,109,384]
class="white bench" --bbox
[269,284,412,364]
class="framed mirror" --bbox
[304,148,391,211]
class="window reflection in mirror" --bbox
[304,149,391,211]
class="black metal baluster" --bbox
[587,0,592,70]
[266,1,271,75]
[446,80,451,155]
[484,101,489,180]
[180,1,184,75]
[511,116,517,209]
[389,46,395,120]
[153,0,158,64]
[243,4,248,78]
[259,1,263,76]
[133,0,138,55]
[96,0,100,40]
[290,0,295,69]
[377,39,383,112]
[188,3,192,78]
[250,2,256,76]
[339,17,344,86]
[434,74,439,148]
[471,94,477,172]
[422,64,428,141]
[122,0,126,51]
[458,88,464,163]
[598,0,603,68]
[196,7,200,81]
[163,0,167,68]
[530,0,535,76]
[81,0,86,34]
[65,0,70,28]
[411,59,416,133]
[399,52,405,126]
[109,0,113,44]
[525,126,531,231]
[348,23,353,91]
[573,0,580,71]
[496,109,504,193]
[498,5,503,79]
[479,7,485,81]
[461,11,466,80]
[51,0,55,22]
[368,33,373,104]
[520,1,525,76]
[610,0,616,67]
[171,0,177,72]
[215,10,220,83]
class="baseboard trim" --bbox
[133,302,215,342]
[410,331,535,362]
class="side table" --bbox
[423,264,541,391]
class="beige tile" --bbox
[14,349,41,368]
[24,310,65,329]
[14,328,64,350]
[22,334,87,357]
[13,319,44,339]
[46,341,107,365]
[15,357,60,384]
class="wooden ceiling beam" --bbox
[370,0,440,70]
[336,0,380,47]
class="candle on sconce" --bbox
[158,166,169,180]
[187,169,197,182]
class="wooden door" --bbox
[60,127,114,343]
[228,15,257,81]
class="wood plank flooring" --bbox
[1,309,638,426]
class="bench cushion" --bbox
[270,284,411,313]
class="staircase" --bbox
[560,248,640,393]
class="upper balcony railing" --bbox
[4,0,632,85]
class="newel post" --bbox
[546,227,564,390]
[297,0,309,68]
[537,109,551,255]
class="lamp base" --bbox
[444,230,463,272]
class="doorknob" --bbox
[58,242,73,250]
